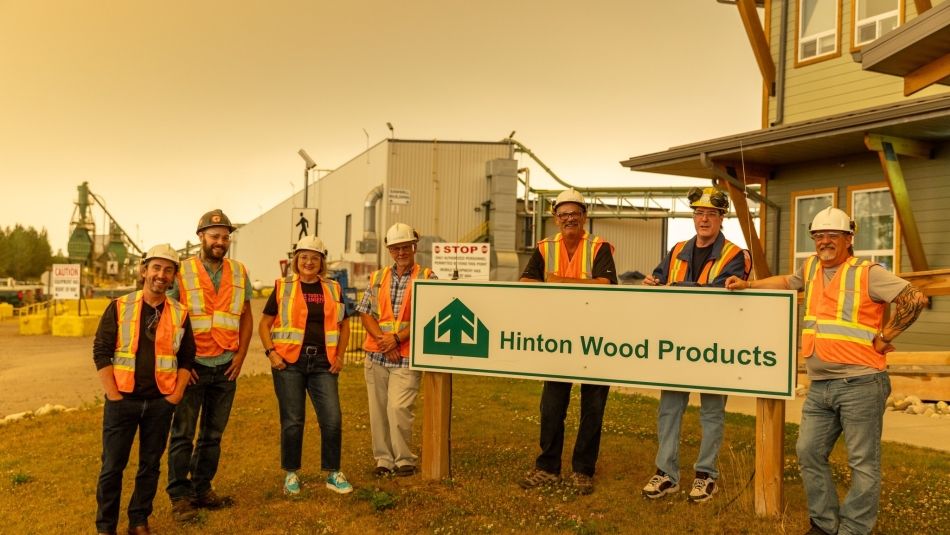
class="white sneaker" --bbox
[642,470,679,499]
[687,472,718,503]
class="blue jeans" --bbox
[797,372,890,535]
[166,362,237,500]
[272,353,342,471]
[655,390,727,485]
[96,396,175,533]
[535,381,610,477]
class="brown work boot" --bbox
[193,489,234,509]
[171,497,198,523]
[127,524,151,535]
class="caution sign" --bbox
[431,243,490,281]
[51,263,82,300]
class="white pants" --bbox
[364,360,421,469]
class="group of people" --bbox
[93,185,926,535]
[92,210,433,535]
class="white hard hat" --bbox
[552,188,586,213]
[295,236,327,256]
[385,223,418,246]
[810,206,855,234]
[142,243,180,267]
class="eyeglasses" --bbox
[146,308,161,340]
[297,253,324,263]
[687,187,729,210]
[811,231,847,241]
[555,211,583,221]
[388,244,414,254]
[693,210,721,219]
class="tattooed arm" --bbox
[873,284,927,354]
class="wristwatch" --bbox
[877,332,890,344]
[394,333,401,344]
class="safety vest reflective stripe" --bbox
[801,255,885,368]
[363,265,430,356]
[177,257,247,356]
[667,239,744,285]
[270,276,341,365]
[538,233,604,279]
[112,291,184,395]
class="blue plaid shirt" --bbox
[356,263,436,368]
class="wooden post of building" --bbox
[421,372,452,479]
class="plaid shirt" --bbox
[356,263,436,368]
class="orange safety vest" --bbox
[537,232,613,279]
[362,264,433,357]
[800,255,886,369]
[113,291,187,395]
[666,237,747,285]
[269,275,344,365]
[177,257,248,357]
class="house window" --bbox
[853,0,900,47]
[792,189,836,271]
[798,0,839,62]
[849,185,898,271]
[344,214,352,253]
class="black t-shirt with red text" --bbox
[264,281,329,366]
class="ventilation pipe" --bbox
[357,185,384,255]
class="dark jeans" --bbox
[95,396,175,533]
[535,381,610,477]
[166,362,236,500]
[272,352,342,471]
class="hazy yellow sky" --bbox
[1,0,762,253]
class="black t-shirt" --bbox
[263,281,330,367]
[93,299,197,399]
[520,244,618,284]
[689,244,714,282]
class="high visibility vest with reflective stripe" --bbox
[269,276,344,365]
[362,264,432,357]
[537,233,612,279]
[667,239,746,285]
[113,291,186,395]
[177,257,248,357]
[800,256,886,369]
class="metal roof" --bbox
[620,93,950,178]
[861,1,950,85]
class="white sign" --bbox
[51,263,82,300]
[106,261,119,275]
[431,243,491,281]
[290,207,318,248]
[411,281,798,399]
[389,188,410,205]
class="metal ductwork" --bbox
[357,185,384,254]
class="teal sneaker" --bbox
[326,471,353,494]
[284,471,301,496]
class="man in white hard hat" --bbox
[518,188,617,495]
[726,206,926,535]
[165,209,253,521]
[356,222,436,477]
[92,244,196,535]
[641,187,751,504]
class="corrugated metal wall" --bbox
[764,144,950,351]
[766,0,949,126]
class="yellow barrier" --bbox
[52,315,101,337]
[19,314,51,335]
[0,303,12,320]
[62,298,112,316]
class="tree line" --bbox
[0,225,55,280]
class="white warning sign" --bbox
[431,243,490,281]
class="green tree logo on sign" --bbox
[423,298,490,358]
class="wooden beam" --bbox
[864,134,934,159]
[723,178,771,279]
[737,0,776,94]
[421,372,452,480]
[754,397,784,516]
[905,52,950,96]
[897,268,950,296]
[914,0,933,14]
[871,141,930,272]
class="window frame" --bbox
[795,0,843,67]
[790,188,838,272]
[344,214,352,253]
[850,0,904,51]
[846,182,901,272]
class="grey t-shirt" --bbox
[788,261,909,380]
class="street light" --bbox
[298,149,317,208]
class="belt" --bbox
[302,345,325,356]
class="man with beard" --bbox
[518,188,617,495]
[93,244,195,535]
[165,209,253,522]
[641,187,750,503]
[727,207,926,535]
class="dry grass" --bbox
[0,369,947,534]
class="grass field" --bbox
[1,367,947,534]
